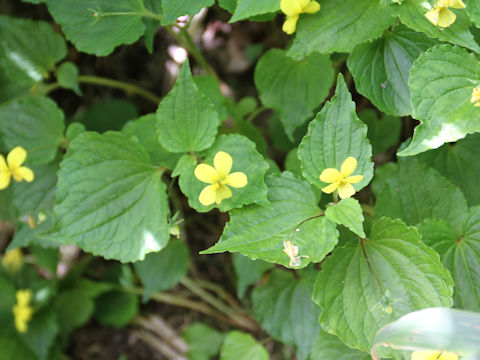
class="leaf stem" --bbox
[41,75,161,104]
[245,106,268,123]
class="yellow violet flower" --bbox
[424,0,465,28]
[0,146,34,190]
[411,350,458,360]
[319,156,363,199]
[280,0,321,35]
[12,289,34,333]
[194,151,247,206]
[471,87,480,107]
[2,248,23,272]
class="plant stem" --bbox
[77,75,161,104]
[245,106,268,123]
[41,76,161,104]
[180,277,259,332]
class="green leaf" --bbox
[182,323,225,360]
[233,253,273,298]
[57,62,82,95]
[0,69,29,104]
[20,308,59,360]
[0,96,65,165]
[0,275,16,335]
[418,206,480,311]
[74,99,138,133]
[399,44,480,156]
[372,158,468,230]
[177,134,269,213]
[0,335,37,360]
[42,131,170,263]
[218,0,237,13]
[161,0,214,25]
[13,160,58,218]
[288,0,394,57]
[358,109,402,156]
[388,0,480,53]
[0,16,66,86]
[30,246,58,275]
[95,291,139,328]
[325,198,365,238]
[252,269,321,360]
[348,25,437,117]
[122,114,181,169]
[202,172,338,268]
[134,239,189,302]
[194,75,228,121]
[220,331,268,360]
[65,123,86,142]
[0,187,16,222]
[45,0,146,56]
[53,290,95,334]
[308,331,370,360]
[298,75,374,191]
[466,0,480,27]
[314,217,454,352]
[230,0,279,22]
[156,60,220,152]
[417,133,480,206]
[254,49,334,139]
[372,308,480,356]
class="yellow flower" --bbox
[319,156,363,199]
[12,289,34,333]
[2,248,23,272]
[471,87,480,107]
[280,0,321,35]
[411,350,458,360]
[0,146,34,190]
[194,151,247,206]
[424,0,465,28]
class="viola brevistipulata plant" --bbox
[1,0,480,359]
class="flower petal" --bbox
[224,172,247,188]
[215,185,232,204]
[282,16,299,34]
[199,184,218,206]
[303,1,320,13]
[425,7,440,25]
[321,181,339,194]
[214,151,232,179]
[14,167,34,183]
[0,155,8,172]
[345,175,363,184]
[0,171,11,190]
[340,156,357,177]
[444,0,465,8]
[280,0,302,16]
[7,146,27,169]
[319,168,341,183]
[338,183,356,199]
[437,7,456,27]
[194,164,219,184]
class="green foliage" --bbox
[134,239,189,301]
[254,49,334,139]
[220,331,268,360]
[45,0,146,56]
[288,0,394,57]
[252,269,321,360]
[2,2,480,359]
[203,172,338,268]
[314,217,453,352]
[0,96,65,165]
[0,16,66,86]
[399,45,480,156]
[298,75,373,191]
[348,25,437,117]
[182,323,225,360]
[41,132,170,262]
[157,61,220,153]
